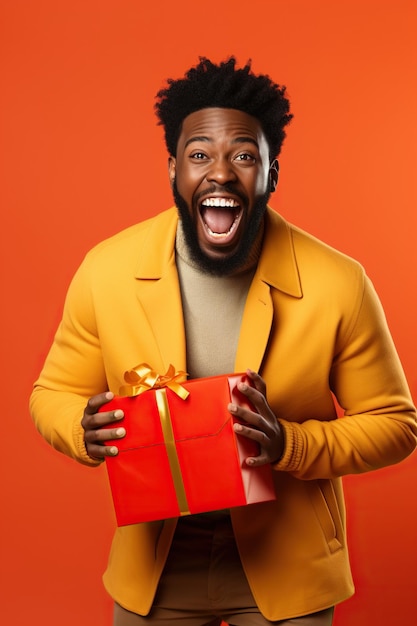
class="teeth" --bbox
[201,198,239,208]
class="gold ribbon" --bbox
[119,363,189,400]
[120,363,190,516]
[155,388,190,516]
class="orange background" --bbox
[1,1,416,624]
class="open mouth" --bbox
[199,197,242,239]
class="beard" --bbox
[173,180,270,276]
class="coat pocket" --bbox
[309,479,344,554]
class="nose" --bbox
[206,157,237,185]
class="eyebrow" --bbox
[184,136,259,149]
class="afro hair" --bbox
[155,56,293,160]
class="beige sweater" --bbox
[175,222,258,379]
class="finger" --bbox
[84,425,126,445]
[85,424,126,460]
[233,423,279,467]
[84,391,115,416]
[245,369,267,396]
[86,442,120,461]
[233,423,271,466]
[233,421,268,444]
[244,453,270,467]
[229,400,276,438]
[236,382,269,416]
[82,404,125,432]
[84,407,125,430]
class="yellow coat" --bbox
[30,207,417,620]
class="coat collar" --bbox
[134,206,302,299]
[134,207,179,279]
[258,208,302,298]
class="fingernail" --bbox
[109,446,118,455]
[116,427,126,437]
[114,410,124,419]
[239,383,248,391]
[229,403,237,413]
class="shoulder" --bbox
[66,207,178,299]
[86,207,178,260]
[269,209,364,278]
[75,207,178,278]
[262,208,366,301]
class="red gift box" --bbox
[102,366,276,526]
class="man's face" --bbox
[169,107,277,274]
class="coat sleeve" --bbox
[29,256,107,466]
[274,274,417,479]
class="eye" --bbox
[235,153,256,163]
[190,151,208,160]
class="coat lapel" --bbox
[234,278,274,373]
[235,208,302,373]
[133,208,187,374]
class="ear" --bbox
[269,159,279,193]
[168,156,176,188]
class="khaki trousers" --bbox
[113,514,334,626]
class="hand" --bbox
[81,391,126,461]
[228,369,284,466]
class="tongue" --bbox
[202,208,236,234]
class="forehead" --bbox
[177,107,267,148]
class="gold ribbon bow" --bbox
[119,363,189,400]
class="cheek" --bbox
[258,169,271,196]
[180,184,206,214]
[175,167,199,199]
[245,170,269,198]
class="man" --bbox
[30,57,417,626]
